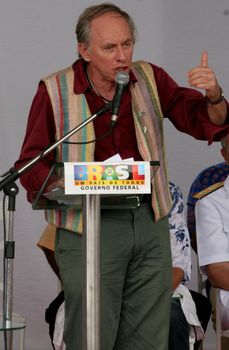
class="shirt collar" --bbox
[73,58,137,95]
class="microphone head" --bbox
[115,71,129,86]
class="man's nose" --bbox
[116,46,126,61]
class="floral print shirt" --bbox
[169,182,191,284]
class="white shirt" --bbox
[196,175,229,267]
[195,175,229,329]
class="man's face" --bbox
[78,12,134,83]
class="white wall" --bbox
[1,0,229,348]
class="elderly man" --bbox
[15,3,229,350]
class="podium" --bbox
[32,160,155,350]
[0,102,158,349]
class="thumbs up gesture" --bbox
[187,51,221,102]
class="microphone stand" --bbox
[0,102,111,350]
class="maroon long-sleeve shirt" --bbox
[15,59,229,201]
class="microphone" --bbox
[111,71,129,126]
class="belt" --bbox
[101,194,151,209]
[139,194,151,204]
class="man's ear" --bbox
[78,43,91,62]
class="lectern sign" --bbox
[64,161,151,194]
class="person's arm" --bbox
[169,182,192,288]
[14,82,56,202]
[207,100,227,126]
[172,267,184,291]
[188,51,227,126]
[206,262,229,290]
[152,58,229,143]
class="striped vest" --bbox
[43,60,172,233]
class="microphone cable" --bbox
[62,124,114,146]
[62,102,116,145]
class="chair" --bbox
[215,288,229,350]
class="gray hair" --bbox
[75,2,136,46]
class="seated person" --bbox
[169,182,210,350]
[195,168,229,349]
[187,135,229,252]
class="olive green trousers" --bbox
[55,201,172,350]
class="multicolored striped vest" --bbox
[43,60,172,233]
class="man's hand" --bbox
[187,51,221,101]
[187,51,227,125]
[47,178,65,192]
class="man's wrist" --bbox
[206,86,224,105]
